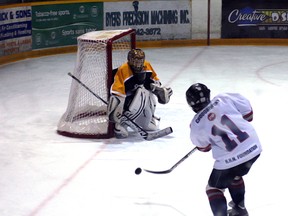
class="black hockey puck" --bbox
[135,167,142,175]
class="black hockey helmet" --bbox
[127,48,145,73]
[186,83,211,113]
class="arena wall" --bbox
[0,0,287,65]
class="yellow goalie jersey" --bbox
[111,60,160,97]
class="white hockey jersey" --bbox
[189,93,262,170]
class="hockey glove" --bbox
[197,144,211,152]
[243,110,253,122]
[150,83,173,104]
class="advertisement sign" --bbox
[0,6,32,56]
[222,0,288,38]
[32,3,103,49]
[104,1,192,41]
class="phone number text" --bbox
[136,28,161,36]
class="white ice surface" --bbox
[0,46,287,216]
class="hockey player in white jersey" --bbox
[186,83,262,216]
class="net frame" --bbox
[57,29,136,138]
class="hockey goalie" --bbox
[108,48,173,138]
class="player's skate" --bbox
[227,201,249,216]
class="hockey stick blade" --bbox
[142,147,197,174]
[123,115,172,141]
[145,127,173,141]
[143,168,173,174]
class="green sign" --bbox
[32,3,103,49]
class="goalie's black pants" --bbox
[206,154,260,216]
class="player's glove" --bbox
[243,111,253,122]
[150,83,173,104]
[197,144,211,152]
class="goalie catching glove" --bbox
[150,83,173,104]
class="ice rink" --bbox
[1,45,287,216]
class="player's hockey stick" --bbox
[68,72,173,140]
[135,147,197,174]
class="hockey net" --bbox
[57,29,136,138]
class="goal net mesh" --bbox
[57,29,136,138]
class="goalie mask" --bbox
[128,48,145,74]
[186,83,211,113]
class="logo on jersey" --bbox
[195,99,219,123]
[208,112,216,121]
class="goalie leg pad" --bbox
[107,95,125,123]
[149,92,157,115]
[126,86,148,119]
[146,93,159,130]
[124,88,159,131]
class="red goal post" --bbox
[57,29,136,138]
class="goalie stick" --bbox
[68,72,173,141]
[136,147,197,174]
